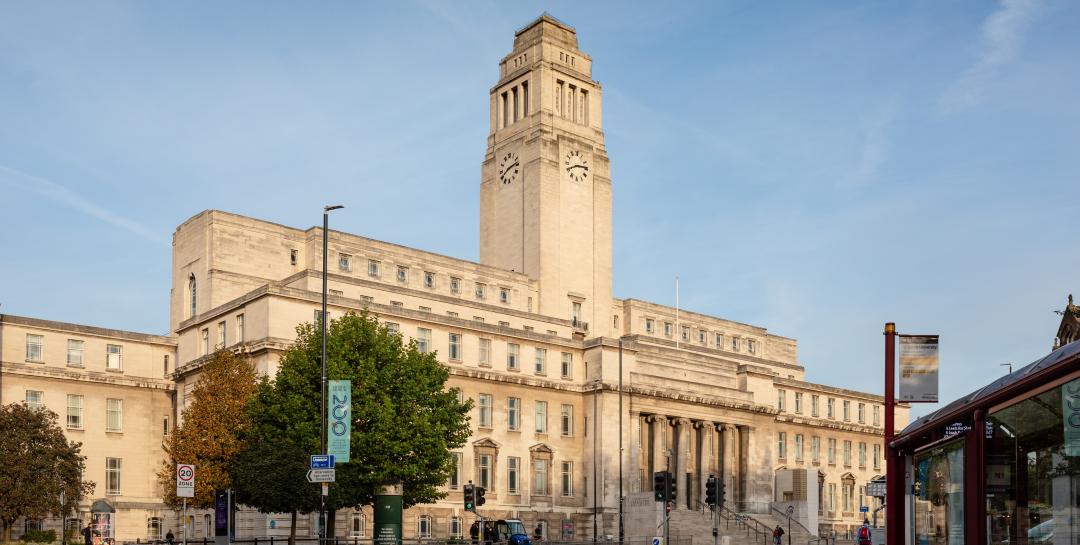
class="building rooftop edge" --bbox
[0,313,175,345]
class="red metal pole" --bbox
[884,322,902,544]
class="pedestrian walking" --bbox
[533,523,543,544]
[166,530,175,545]
[82,524,92,545]
[772,525,784,545]
[854,520,872,545]
[470,521,480,545]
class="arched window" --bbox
[188,275,197,318]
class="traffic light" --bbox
[653,471,668,502]
[667,472,677,505]
[464,483,475,512]
[705,475,718,507]
[718,481,726,509]
[475,486,487,507]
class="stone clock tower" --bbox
[479,14,613,337]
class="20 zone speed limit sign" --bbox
[176,464,195,498]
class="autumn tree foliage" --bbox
[0,403,94,544]
[157,349,257,508]
[231,312,472,541]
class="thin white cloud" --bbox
[942,0,1042,110]
[845,98,900,188]
[0,165,168,246]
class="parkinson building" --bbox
[0,14,906,544]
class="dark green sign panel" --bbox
[374,484,403,545]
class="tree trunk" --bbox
[288,511,296,545]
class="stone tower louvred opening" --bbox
[478,14,612,337]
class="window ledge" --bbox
[106,368,124,373]
[26,359,44,364]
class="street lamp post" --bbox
[320,205,343,544]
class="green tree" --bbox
[0,403,94,545]
[157,349,258,508]
[232,312,471,541]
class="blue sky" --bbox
[1,1,1078,419]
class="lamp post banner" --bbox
[899,335,939,402]
[328,380,351,462]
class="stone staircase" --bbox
[664,507,818,545]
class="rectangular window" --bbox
[450,277,461,294]
[106,458,121,495]
[827,398,835,419]
[67,394,83,429]
[535,401,547,433]
[216,321,226,349]
[645,319,654,333]
[561,461,573,497]
[698,330,706,344]
[811,395,820,417]
[67,339,84,366]
[479,338,492,366]
[368,260,380,277]
[873,405,880,426]
[664,322,672,337]
[424,271,435,289]
[236,314,245,343]
[777,390,786,412]
[827,438,836,465]
[534,348,547,374]
[449,452,462,489]
[748,339,756,353]
[475,283,486,299]
[777,432,787,460]
[873,444,881,470]
[478,454,492,489]
[843,440,852,466]
[795,434,804,461]
[508,397,520,431]
[571,301,582,324]
[290,249,298,266]
[448,333,462,361]
[201,328,210,356]
[533,459,548,495]
[26,334,43,362]
[858,403,865,423]
[478,394,492,428]
[500,288,510,304]
[715,333,723,347]
[507,343,519,370]
[560,353,572,378]
[416,328,431,354]
[351,513,366,538]
[859,442,867,468]
[560,405,573,436]
[385,322,400,335]
[106,398,123,432]
[339,253,351,271]
[25,390,44,410]
[828,483,836,512]
[681,326,690,341]
[507,457,520,493]
[811,436,820,462]
[147,518,162,541]
[396,266,408,283]
[163,416,170,436]
[732,337,741,351]
[794,392,803,413]
[843,400,851,421]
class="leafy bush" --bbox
[21,529,57,543]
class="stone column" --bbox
[695,422,712,509]
[673,418,690,509]
[722,424,738,509]
[647,415,667,478]
[738,425,752,510]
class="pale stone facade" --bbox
[0,14,907,543]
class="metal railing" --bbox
[716,506,770,544]
[768,506,812,536]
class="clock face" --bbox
[565,150,589,182]
[498,151,520,185]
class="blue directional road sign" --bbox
[859,506,869,513]
[311,455,335,469]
